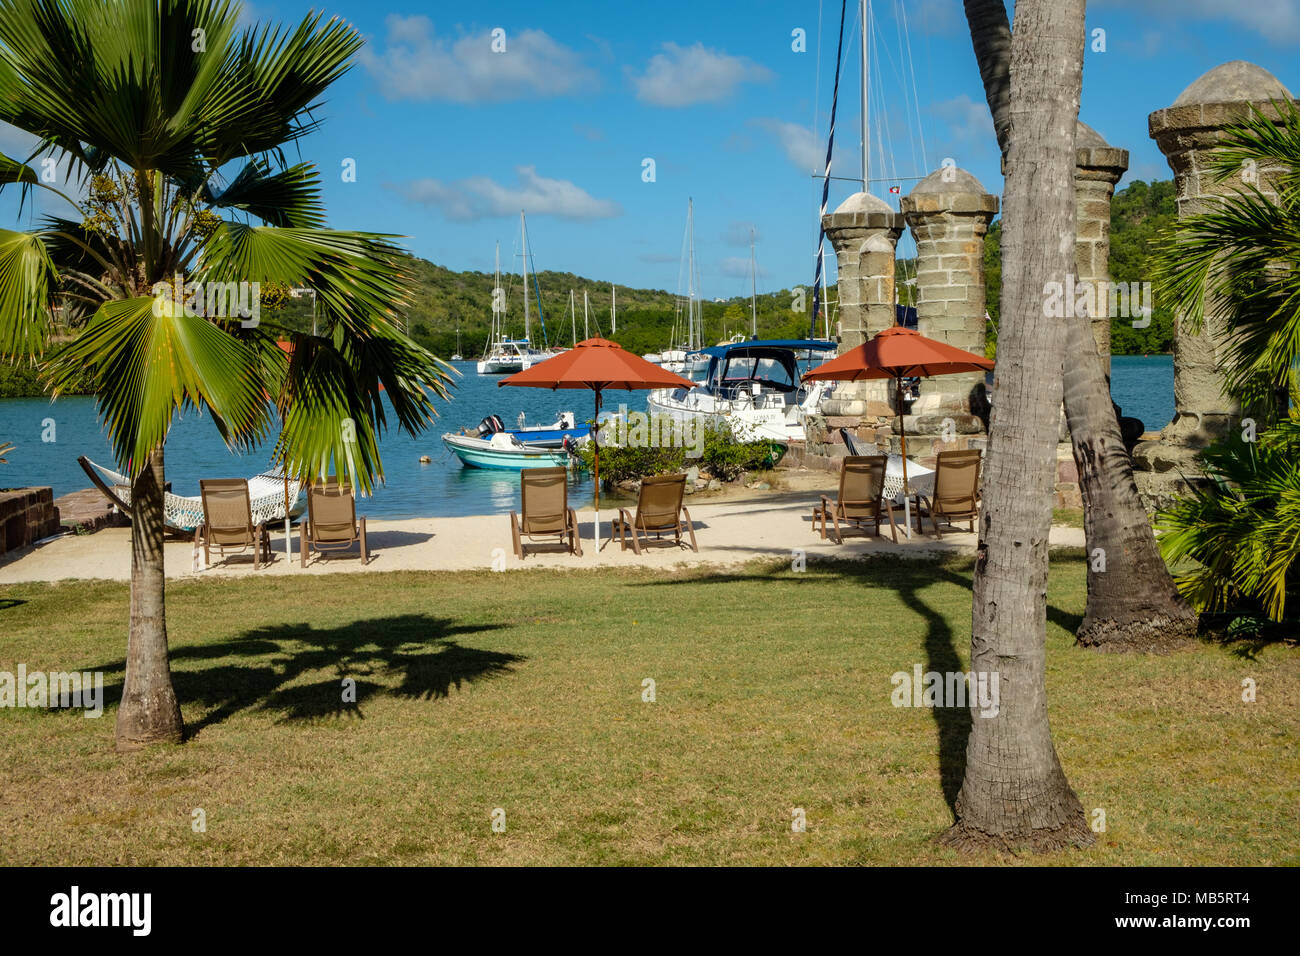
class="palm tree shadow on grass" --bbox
[628,554,1088,815]
[94,615,520,741]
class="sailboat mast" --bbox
[820,246,830,339]
[583,290,590,339]
[493,241,502,347]
[520,211,530,343]
[861,0,870,192]
[687,198,696,350]
[611,285,616,335]
[570,289,577,346]
[750,229,757,338]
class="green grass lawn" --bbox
[1,553,1296,866]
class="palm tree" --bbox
[940,0,1093,851]
[960,0,1196,651]
[0,0,452,750]
[1155,100,1300,624]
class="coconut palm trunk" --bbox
[941,0,1092,851]
[119,446,183,748]
[961,0,1196,651]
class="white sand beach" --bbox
[0,490,1086,583]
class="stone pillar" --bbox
[900,165,998,423]
[1133,61,1293,508]
[820,192,905,416]
[1074,122,1129,373]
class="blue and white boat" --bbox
[441,431,574,470]
[442,413,589,470]
[464,412,591,449]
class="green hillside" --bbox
[982,177,1177,356]
[0,179,1180,398]
[271,256,837,360]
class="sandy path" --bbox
[0,491,1085,583]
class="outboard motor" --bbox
[558,411,574,429]
[477,414,505,436]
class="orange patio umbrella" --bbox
[802,325,993,532]
[499,338,694,511]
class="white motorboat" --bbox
[646,339,837,443]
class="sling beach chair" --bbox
[613,473,698,554]
[300,479,369,567]
[913,449,981,538]
[813,455,900,544]
[510,467,583,559]
[195,478,274,569]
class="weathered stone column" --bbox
[900,166,998,425]
[1074,122,1129,373]
[820,192,905,416]
[1133,61,1293,507]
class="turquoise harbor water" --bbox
[0,355,1174,518]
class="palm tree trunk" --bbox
[116,445,184,749]
[1063,325,1198,649]
[941,0,1092,852]
[962,0,1195,651]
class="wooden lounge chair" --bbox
[813,455,899,544]
[300,478,368,567]
[195,478,273,569]
[914,449,981,538]
[613,473,698,554]
[510,467,582,559]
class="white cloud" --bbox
[722,221,761,247]
[751,118,823,172]
[907,0,964,35]
[718,256,768,279]
[1096,0,1300,44]
[929,94,995,157]
[393,166,621,222]
[631,43,773,107]
[359,15,597,102]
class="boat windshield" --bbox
[713,350,799,392]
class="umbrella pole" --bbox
[593,388,601,550]
[898,377,911,539]
[284,473,291,558]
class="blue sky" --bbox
[2,0,1298,298]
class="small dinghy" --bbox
[441,430,576,470]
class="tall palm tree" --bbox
[960,0,1196,651]
[940,0,1092,851]
[0,0,452,750]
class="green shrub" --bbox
[1158,412,1300,623]
[0,345,94,398]
[580,414,777,485]
[699,420,780,482]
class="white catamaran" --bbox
[478,212,562,374]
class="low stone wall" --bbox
[54,488,129,534]
[0,487,61,556]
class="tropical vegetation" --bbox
[1156,100,1300,628]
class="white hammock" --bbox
[80,457,301,532]
[883,454,936,504]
